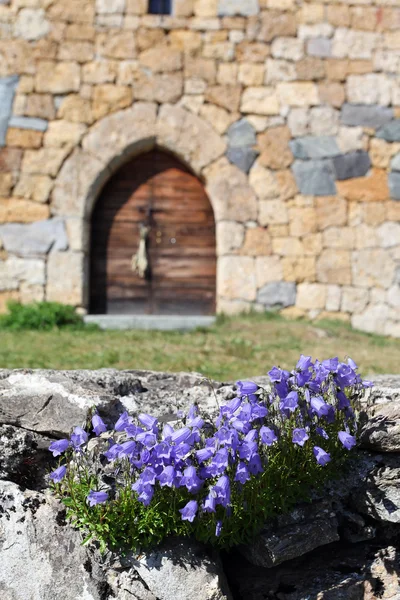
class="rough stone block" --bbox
[0,75,19,147]
[13,8,50,41]
[337,169,389,202]
[277,82,319,107]
[352,249,395,289]
[217,0,259,17]
[227,119,256,148]
[290,136,340,160]
[377,222,400,248]
[8,116,48,132]
[226,147,258,173]
[307,37,331,58]
[46,252,85,306]
[310,106,339,136]
[0,199,49,223]
[218,256,256,301]
[376,120,400,142]
[35,61,80,94]
[346,74,392,107]
[292,160,336,196]
[296,282,326,310]
[271,37,304,61]
[333,151,371,180]
[257,281,296,308]
[317,249,351,285]
[240,87,280,116]
[391,154,400,171]
[340,104,394,128]
[0,219,68,257]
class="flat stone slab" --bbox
[376,120,400,142]
[389,172,400,201]
[333,150,371,180]
[340,104,394,128]
[292,159,337,195]
[0,219,68,256]
[289,136,340,160]
[226,146,258,173]
[85,314,217,331]
[8,115,48,132]
[227,118,257,148]
[0,75,19,146]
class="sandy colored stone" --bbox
[25,94,55,120]
[265,58,297,84]
[296,57,325,81]
[259,200,289,226]
[216,221,244,255]
[92,85,133,120]
[258,126,293,169]
[6,128,43,149]
[277,82,319,107]
[205,159,257,222]
[205,85,241,112]
[249,162,279,199]
[337,126,365,154]
[0,290,20,313]
[276,169,298,201]
[13,8,50,41]
[258,11,296,42]
[22,148,69,177]
[354,223,378,249]
[336,169,390,203]
[341,286,369,313]
[298,4,325,25]
[96,30,136,59]
[241,87,280,115]
[19,282,45,303]
[315,196,347,230]
[240,226,272,256]
[347,74,392,106]
[325,59,348,81]
[47,0,95,23]
[169,30,202,52]
[184,56,216,84]
[199,104,234,134]
[82,60,118,84]
[325,284,341,312]
[126,0,147,14]
[0,149,23,173]
[140,45,183,73]
[322,227,355,250]
[296,282,326,310]
[288,207,317,236]
[318,82,345,108]
[363,203,387,226]
[202,41,235,62]
[352,249,395,289]
[326,5,350,27]
[133,71,183,104]
[65,23,95,41]
[0,174,13,197]
[46,251,85,305]
[386,201,400,222]
[217,63,238,85]
[43,120,87,149]
[370,139,400,169]
[35,61,80,94]
[317,249,352,285]
[58,40,94,63]
[236,41,270,63]
[268,224,289,237]
[218,255,256,301]
[282,256,316,282]
[57,95,93,124]
[255,255,283,287]
[310,106,339,136]
[272,236,304,256]
[302,233,322,256]
[0,198,49,223]
[217,298,255,315]
[13,174,52,203]
[238,63,264,86]
[0,39,35,77]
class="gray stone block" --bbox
[8,115,48,132]
[391,153,400,172]
[340,104,394,128]
[0,219,68,257]
[376,120,400,143]
[227,118,257,148]
[289,136,340,160]
[292,159,337,195]
[389,172,400,201]
[333,151,371,180]
[226,146,258,173]
[257,281,296,308]
[307,37,331,58]
[0,75,19,146]
[218,0,259,16]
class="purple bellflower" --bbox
[236,380,258,396]
[87,490,108,506]
[313,446,331,466]
[49,438,69,457]
[338,431,356,450]
[70,426,88,449]
[260,426,277,446]
[292,428,309,447]
[92,414,107,436]
[179,500,198,523]
[49,465,67,483]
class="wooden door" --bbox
[90,151,216,316]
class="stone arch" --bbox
[51,102,259,312]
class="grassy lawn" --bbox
[1,313,399,381]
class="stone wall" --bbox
[0,0,399,335]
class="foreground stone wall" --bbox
[0,368,400,600]
[0,0,399,335]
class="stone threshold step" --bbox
[84,315,216,331]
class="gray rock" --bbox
[391,153,400,171]
[257,282,296,308]
[389,172,400,201]
[227,119,257,148]
[0,75,19,146]
[131,538,232,600]
[333,151,371,180]
[292,159,337,195]
[218,0,259,17]
[8,115,48,132]
[226,146,258,173]
[376,120,400,142]
[241,500,339,568]
[360,401,400,452]
[352,459,400,524]
[340,104,394,128]
[0,481,104,600]
[0,219,69,257]
[289,136,340,159]
[307,37,332,58]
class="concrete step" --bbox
[84,314,216,331]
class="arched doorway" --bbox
[89,150,216,316]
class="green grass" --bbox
[1,312,399,380]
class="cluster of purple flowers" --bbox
[49,356,371,535]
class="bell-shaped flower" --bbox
[203,490,217,513]
[214,475,231,507]
[248,453,263,476]
[280,391,299,417]
[103,441,122,462]
[137,484,154,506]
[49,439,70,457]
[322,357,339,372]
[337,390,350,410]
[92,414,107,436]
[180,466,202,493]
[338,431,356,450]
[87,490,108,507]
[236,380,258,396]
[179,500,198,523]
[138,413,158,432]
[140,466,157,486]
[310,396,330,418]
[296,355,312,371]
[292,428,309,447]
[158,465,176,488]
[316,426,329,440]
[114,411,133,432]
[313,446,331,466]
[49,465,67,483]
[136,431,157,448]
[162,423,174,441]
[195,447,215,464]
[235,462,250,484]
[70,426,88,449]
[171,427,191,444]
[118,440,137,458]
[260,426,277,446]
[172,442,191,461]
